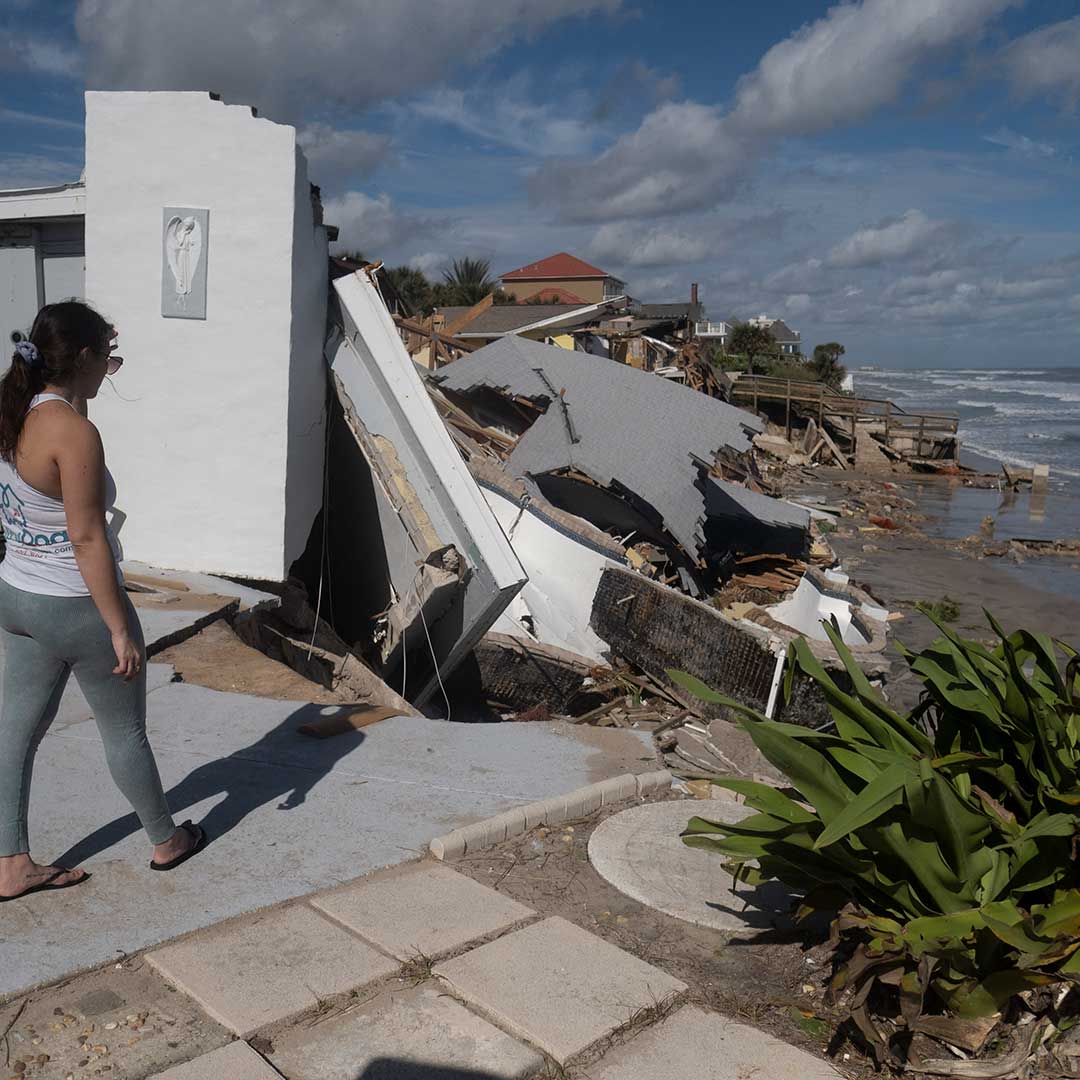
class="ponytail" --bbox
[0,344,45,462]
[0,301,112,462]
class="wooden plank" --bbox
[444,292,493,336]
[818,425,848,469]
[393,316,478,352]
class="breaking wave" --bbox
[962,440,1080,479]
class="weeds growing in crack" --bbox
[399,949,435,986]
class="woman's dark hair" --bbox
[0,300,111,462]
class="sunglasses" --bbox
[106,355,124,376]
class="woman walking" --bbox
[0,301,205,902]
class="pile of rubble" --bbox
[256,268,896,765]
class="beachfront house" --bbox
[749,314,802,355]
[498,252,627,304]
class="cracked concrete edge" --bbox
[429,770,672,860]
[144,597,241,658]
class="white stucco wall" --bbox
[284,148,329,562]
[84,92,328,580]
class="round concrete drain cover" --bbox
[587,799,795,932]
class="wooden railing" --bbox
[729,374,959,459]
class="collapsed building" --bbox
[0,89,890,738]
[432,335,810,592]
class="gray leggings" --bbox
[0,578,175,856]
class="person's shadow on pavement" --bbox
[356,1063,507,1079]
[55,703,369,868]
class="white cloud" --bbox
[0,153,82,189]
[298,124,392,188]
[627,271,679,299]
[764,258,823,293]
[411,86,596,157]
[1003,15,1080,110]
[323,191,433,257]
[827,210,961,268]
[902,282,979,323]
[0,36,82,78]
[785,293,812,316]
[589,221,710,267]
[982,277,1068,301]
[982,127,1056,158]
[530,101,751,222]
[0,107,84,132]
[75,0,620,120]
[886,269,964,299]
[729,0,1018,136]
[407,252,448,276]
[531,0,1015,222]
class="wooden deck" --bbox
[729,374,959,460]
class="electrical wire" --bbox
[415,572,451,721]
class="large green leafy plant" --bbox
[671,613,1080,1063]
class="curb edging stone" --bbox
[429,770,672,860]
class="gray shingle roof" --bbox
[767,319,800,343]
[435,336,805,558]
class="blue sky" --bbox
[3,0,1080,367]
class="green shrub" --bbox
[921,595,960,622]
[670,614,1080,1065]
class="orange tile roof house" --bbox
[499,252,627,304]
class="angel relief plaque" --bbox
[161,207,208,319]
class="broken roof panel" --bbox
[434,336,798,561]
[327,271,526,706]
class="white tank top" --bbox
[0,394,123,597]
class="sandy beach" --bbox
[780,464,1080,711]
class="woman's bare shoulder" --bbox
[28,402,102,451]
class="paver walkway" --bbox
[0,651,650,1000]
[0,859,844,1078]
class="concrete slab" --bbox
[0,958,231,1079]
[136,601,237,656]
[434,916,686,1064]
[589,1005,841,1078]
[2,653,651,1001]
[587,799,796,932]
[147,904,398,1037]
[121,560,278,611]
[152,1040,284,1079]
[268,984,544,1080]
[311,863,535,960]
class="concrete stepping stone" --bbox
[587,800,796,931]
[434,916,686,1065]
[311,862,535,960]
[151,1040,283,1078]
[268,984,543,1080]
[588,1004,841,1078]
[147,904,398,1037]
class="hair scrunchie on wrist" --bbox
[14,340,41,368]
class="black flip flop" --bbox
[150,821,208,872]
[0,867,90,903]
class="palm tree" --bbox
[441,257,495,306]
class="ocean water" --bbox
[853,366,1080,491]
[853,366,1080,558]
